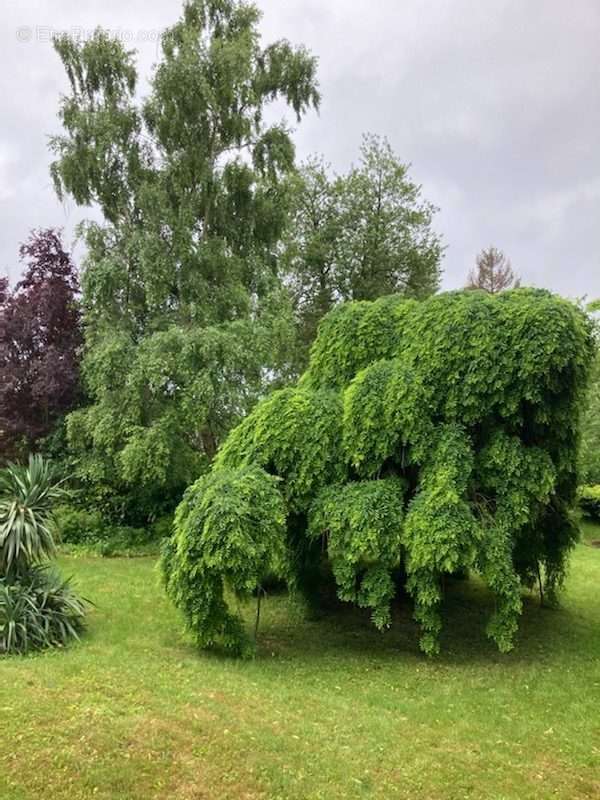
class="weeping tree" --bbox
[162,289,594,656]
[50,0,319,522]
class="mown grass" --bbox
[1,530,599,800]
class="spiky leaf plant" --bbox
[0,455,68,579]
[0,566,88,654]
[0,455,88,654]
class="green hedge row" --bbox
[54,506,172,556]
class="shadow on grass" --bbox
[186,574,594,670]
[65,548,598,670]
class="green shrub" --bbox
[96,522,166,557]
[578,486,600,520]
[54,506,105,545]
[164,290,595,656]
[0,455,89,654]
[0,566,88,654]
[54,505,172,556]
[161,466,287,655]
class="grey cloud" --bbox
[1,0,599,298]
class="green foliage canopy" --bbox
[161,466,286,654]
[283,137,443,367]
[163,289,594,656]
[50,0,319,521]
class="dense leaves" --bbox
[283,137,442,367]
[308,478,406,629]
[0,455,68,579]
[163,289,594,655]
[0,230,81,460]
[50,0,319,522]
[53,505,170,557]
[580,353,600,485]
[215,387,345,512]
[161,466,287,654]
[0,566,87,655]
[65,317,289,521]
[404,424,482,654]
[578,485,600,520]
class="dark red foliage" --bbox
[0,229,82,458]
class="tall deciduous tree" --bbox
[49,0,319,522]
[467,246,520,293]
[0,230,81,459]
[283,136,443,366]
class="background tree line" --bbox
[0,0,443,526]
[2,0,597,531]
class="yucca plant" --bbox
[0,455,89,655]
[0,454,68,579]
[0,566,88,654]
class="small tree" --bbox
[0,230,81,460]
[467,246,520,294]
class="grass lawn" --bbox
[1,532,599,799]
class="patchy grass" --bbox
[1,530,599,800]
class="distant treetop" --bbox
[467,246,520,294]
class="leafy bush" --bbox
[161,466,287,655]
[0,566,87,654]
[95,522,167,557]
[54,505,172,556]
[0,455,88,654]
[578,486,600,520]
[54,506,105,545]
[162,290,595,656]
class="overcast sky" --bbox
[2,0,599,297]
